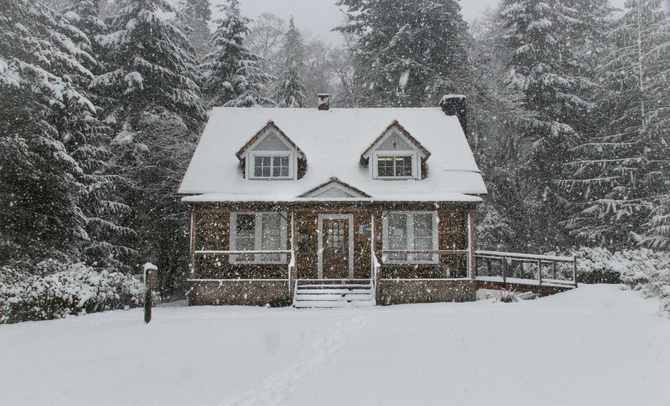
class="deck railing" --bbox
[475,250,577,287]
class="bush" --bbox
[0,262,150,324]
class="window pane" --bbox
[395,156,412,177]
[260,213,281,262]
[413,214,433,261]
[377,156,394,177]
[388,214,407,261]
[254,156,273,178]
[236,214,255,261]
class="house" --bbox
[178,95,487,307]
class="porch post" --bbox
[467,210,476,279]
[189,209,196,278]
[289,211,296,299]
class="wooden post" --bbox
[189,210,196,278]
[143,262,158,324]
[502,257,507,286]
[537,260,542,287]
[144,288,152,324]
[467,210,476,279]
[552,261,557,280]
[289,211,295,299]
[572,256,578,287]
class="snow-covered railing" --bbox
[191,249,294,282]
[475,251,577,287]
[380,249,471,279]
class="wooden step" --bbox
[293,281,376,308]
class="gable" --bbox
[236,121,304,160]
[299,178,371,199]
[251,132,292,151]
[361,121,430,160]
[376,132,413,151]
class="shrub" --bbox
[0,262,149,324]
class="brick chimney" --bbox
[439,94,467,133]
[317,94,330,111]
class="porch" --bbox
[186,204,577,307]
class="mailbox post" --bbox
[143,263,158,323]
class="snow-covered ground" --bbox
[1,285,668,406]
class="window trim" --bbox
[248,151,295,180]
[382,211,439,264]
[372,151,420,180]
[229,212,287,264]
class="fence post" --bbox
[502,257,507,286]
[553,261,557,280]
[572,256,578,287]
[537,260,542,288]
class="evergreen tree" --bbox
[564,0,670,247]
[335,0,470,107]
[93,0,205,131]
[178,0,212,61]
[201,0,273,108]
[468,15,537,251]
[498,0,611,250]
[272,17,307,108]
[92,0,206,292]
[0,0,133,269]
[61,0,108,72]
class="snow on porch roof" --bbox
[178,107,487,202]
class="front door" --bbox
[318,215,354,279]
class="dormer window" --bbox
[377,155,413,178]
[253,154,291,178]
[235,121,305,181]
[362,121,430,181]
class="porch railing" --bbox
[380,249,472,279]
[475,250,577,287]
[190,249,295,288]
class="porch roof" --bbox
[179,107,487,202]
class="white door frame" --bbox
[318,214,355,279]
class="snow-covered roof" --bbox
[179,107,487,202]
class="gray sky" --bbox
[212,0,629,47]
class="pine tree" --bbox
[272,17,307,108]
[563,0,670,247]
[0,0,133,268]
[178,0,212,61]
[336,0,470,107]
[498,0,611,250]
[201,0,273,108]
[93,0,205,131]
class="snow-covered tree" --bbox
[200,0,273,108]
[563,0,670,247]
[94,0,205,131]
[272,17,307,107]
[0,0,133,268]
[498,0,611,250]
[336,0,470,107]
[178,0,212,60]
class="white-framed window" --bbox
[230,212,287,264]
[249,152,294,180]
[382,211,438,264]
[372,151,419,179]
